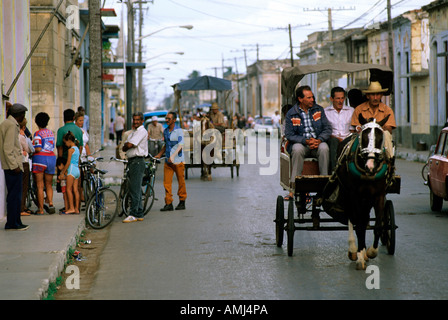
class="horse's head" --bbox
[357,114,390,175]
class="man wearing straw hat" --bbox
[351,81,396,160]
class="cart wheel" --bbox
[287,198,295,256]
[382,200,396,255]
[275,195,285,247]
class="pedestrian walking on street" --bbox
[156,111,187,211]
[122,112,148,223]
[0,103,30,230]
[115,112,125,144]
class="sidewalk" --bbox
[0,143,427,300]
[0,144,123,300]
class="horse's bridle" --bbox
[358,120,385,159]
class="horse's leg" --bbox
[367,194,385,259]
[207,164,212,181]
[355,223,368,270]
[348,220,357,261]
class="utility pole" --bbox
[243,44,272,116]
[304,7,355,88]
[289,24,294,66]
[387,0,394,110]
[274,24,310,66]
[89,0,102,151]
[137,1,144,112]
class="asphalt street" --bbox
[86,137,448,300]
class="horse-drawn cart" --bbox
[172,75,240,180]
[276,63,400,269]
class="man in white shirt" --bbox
[114,112,126,144]
[272,110,281,135]
[324,87,354,172]
[122,112,148,222]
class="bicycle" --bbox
[85,165,119,229]
[26,170,39,211]
[80,148,104,203]
[112,154,164,217]
[422,144,436,184]
[110,156,129,217]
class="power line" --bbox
[167,0,270,29]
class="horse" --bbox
[324,114,394,270]
[199,115,214,181]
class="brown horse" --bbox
[325,114,394,270]
[200,115,214,181]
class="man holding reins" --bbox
[350,81,396,161]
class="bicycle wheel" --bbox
[118,180,128,217]
[421,162,429,182]
[122,184,154,217]
[83,176,95,203]
[86,188,118,229]
[142,184,155,216]
[121,190,131,217]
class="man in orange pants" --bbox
[155,111,187,211]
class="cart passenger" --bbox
[284,85,331,201]
[350,81,396,161]
[324,87,354,172]
[209,102,227,133]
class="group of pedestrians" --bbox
[0,104,91,231]
[120,111,187,223]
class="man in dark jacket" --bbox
[284,85,331,200]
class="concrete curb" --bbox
[36,219,86,300]
[396,150,427,163]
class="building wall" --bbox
[0,0,32,221]
[30,0,80,134]
[1,0,32,119]
[425,0,448,146]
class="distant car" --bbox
[427,127,448,211]
[253,116,276,135]
[143,110,169,122]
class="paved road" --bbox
[87,137,448,300]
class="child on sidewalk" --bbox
[56,157,67,211]
[58,131,80,214]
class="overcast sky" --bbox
[99,0,432,109]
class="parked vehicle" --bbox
[143,110,169,122]
[253,116,276,135]
[427,127,448,211]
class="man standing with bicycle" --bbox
[122,112,148,223]
[156,111,187,211]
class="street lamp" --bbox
[145,61,178,69]
[135,25,193,41]
[135,25,192,112]
[145,51,184,61]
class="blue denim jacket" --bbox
[284,103,332,153]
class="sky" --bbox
[100,0,433,110]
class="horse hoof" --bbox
[356,260,367,270]
[367,247,378,259]
[207,176,212,181]
[356,251,367,270]
[348,251,357,261]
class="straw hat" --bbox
[211,102,219,110]
[363,81,388,94]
